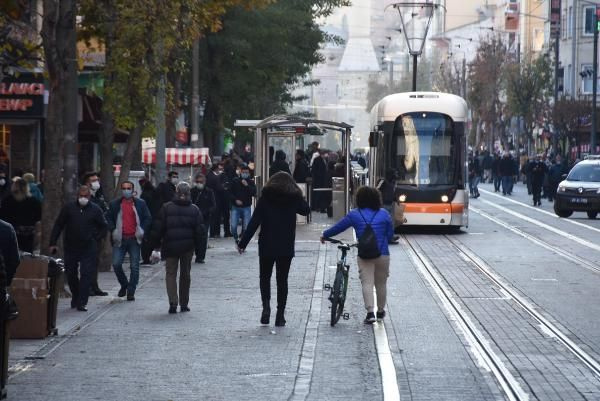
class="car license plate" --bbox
[570,197,588,204]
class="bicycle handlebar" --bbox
[323,237,357,248]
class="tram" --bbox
[368,92,469,228]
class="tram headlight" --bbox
[441,195,449,203]
[398,194,407,202]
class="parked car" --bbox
[554,155,600,219]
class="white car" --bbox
[555,156,600,219]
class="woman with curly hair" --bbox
[237,172,310,327]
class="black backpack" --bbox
[357,210,381,259]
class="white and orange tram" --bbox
[368,92,469,228]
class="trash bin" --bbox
[331,177,346,221]
[9,254,63,339]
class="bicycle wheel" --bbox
[330,268,346,326]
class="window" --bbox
[581,64,593,94]
[583,6,595,36]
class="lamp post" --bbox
[389,2,439,91]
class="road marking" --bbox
[478,198,600,253]
[289,243,326,401]
[531,278,558,282]
[402,236,529,401]
[479,188,600,235]
[471,207,600,275]
[373,289,401,401]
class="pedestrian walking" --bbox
[468,154,481,198]
[530,155,547,206]
[191,173,215,263]
[321,186,394,324]
[150,182,204,314]
[269,150,291,177]
[49,185,107,311]
[0,178,42,253]
[82,171,109,296]
[311,151,331,212]
[139,178,161,265]
[293,150,310,183]
[207,163,232,238]
[499,152,514,195]
[482,151,492,183]
[156,171,178,206]
[376,169,396,215]
[491,153,501,192]
[105,181,152,301]
[548,155,566,201]
[0,218,20,286]
[229,164,256,243]
[22,173,43,202]
[237,172,310,326]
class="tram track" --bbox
[402,233,600,401]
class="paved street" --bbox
[7,183,600,400]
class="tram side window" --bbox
[392,113,456,186]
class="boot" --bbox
[261,306,270,325]
[275,308,286,327]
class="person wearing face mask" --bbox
[157,171,179,206]
[49,186,107,311]
[82,172,109,296]
[105,181,152,301]
[229,165,256,243]
[206,163,232,238]
[0,178,42,253]
[190,173,215,263]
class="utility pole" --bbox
[412,54,417,91]
[461,57,466,100]
[191,38,202,148]
[592,6,599,155]
[156,42,166,184]
[389,60,394,91]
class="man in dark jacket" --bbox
[0,219,20,286]
[293,150,310,183]
[269,150,291,177]
[530,155,548,206]
[105,181,151,301]
[156,171,178,206]
[82,171,109,296]
[150,182,204,314]
[49,186,107,311]
[499,152,514,195]
[191,173,215,263]
[491,153,501,192]
[206,163,231,238]
[229,164,256,243]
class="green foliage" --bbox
[199,0,350,147]
[505,53,553,136]
[0,3,41,80]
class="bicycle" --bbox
[323,237,357,326]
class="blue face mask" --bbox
[241,173,250,179]
[122,189,133,199]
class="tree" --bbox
[468,37,508,149]
[505,53,553,153]
[552,97,592,155]
[40,0,78,252]
[434,59,465,98]
[0,1,40,82]
[199,0,350,151]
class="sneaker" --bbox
[180,306,190,312]
[376,310,386,320]
[169,305,177,314]
[118,287,127,297]
[126,291,135,301]
[364,312,376,324]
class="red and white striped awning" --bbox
[142,148,211,165]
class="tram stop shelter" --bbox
[235,115,353,220]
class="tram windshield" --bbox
[391,112,456,186]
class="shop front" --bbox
[0,72,46,179]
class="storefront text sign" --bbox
[0,74,45,119]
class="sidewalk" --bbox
[6,218,381,401]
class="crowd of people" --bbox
[468,150,570,206]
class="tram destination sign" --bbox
[0,73,46,119]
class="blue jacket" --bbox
[323,208,394,256]
[105,197,152,246]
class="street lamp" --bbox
[388,2,440,91]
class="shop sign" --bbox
[0,74,45,119]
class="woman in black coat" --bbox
[237,172,310,327]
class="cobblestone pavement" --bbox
[7,198,600,401]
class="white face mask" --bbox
[171,177,179,185]
[195,183,205,190]
[90,181,101,191]
[78,197,89,206]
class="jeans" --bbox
[469,176,480,196]
[165,250,194,307]
[493,174,501,191]
[112,237,141,294]
[501,176,513,195]
[259,256,293,310]
[231,206,251,240]
[64,242,97,307]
